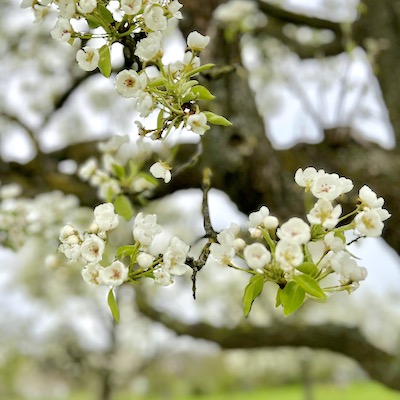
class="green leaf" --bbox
[275,287,282,307]
[86,14,101,29]
[243,274,264,317]
[112,163,125,180]
[114,194,133,220]
[185,63,215,78]
[96,4,115,27]
[191,85,215,101]
[116,244,138,259]
[107,288,120,323]
[203,111,232,127]
[280,282,306,316]
[156,109,164,131]
[297,262,318,277]
[147,77,167,88]
[293,274,327,299]
[98,45,112,78]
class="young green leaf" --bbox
[275,287,282,308]
[85,14,101,29]
[107,288,120,323]
[297,262,318,277]
[99,45,112,78]
[112,163,125,180]
[203,111,232,127]
[96,4,115,27]
[191,85,215,101]
[280,282,306,316]
[293,274,327,299]
[116,244,138,259]
[114,194,134,220]
[243,274,264,317]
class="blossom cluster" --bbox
[21,0,229,144]
[59,203,191,289]
[78,135,158,201]
[210,167,390,315]
[0,185,80,251]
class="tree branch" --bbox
[135,291,400,391]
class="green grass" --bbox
[7,382,400,400]
[112,382,400,400]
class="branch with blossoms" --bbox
[17,0,391,322]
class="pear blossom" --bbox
[295,167,324,191]
[81,264,102,285]
[275,241,304,271]
[93,203,119,232]
[163,236,190,275]
[78,158,98,180]
[136,91,154,117]
[76,46,99,71]
[144,5,167,31]
[115,69,147,98]
[153,268,173,286]
[51,18,74,41]
[80,234,105,264]
[307,198,342,229]
[209,242,235,266]
[121,0,142,15]
[330,252,367,282]
[324,231,345,251]
[150,161,172,183]
[100,260,129,286]
[137,252,155,270]
[244,243,271,270]
[77,0,97,13]
[135,32,163,61]
[358,186,391,222]
[133,212,162,246]
[0,183,22,199]
[57,0,75,19]
[168,0,183,18]
[311,173,345,201]
[187,113,210,135]
[277,217,310,245]
[187,31,210,52]
[248,206,270,228]
[355,209,384,237]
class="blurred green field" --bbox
[48,382,400,400]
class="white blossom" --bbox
[136,91,154,117]
[135,32,163,61]
[187,31,210,52]
[78,158,98,180]
[137,252,155,270]
[100,260,128,286]
[144,5,167,31]
[359,185,384,209]
[355,209,384,237]
[150,161,172,183]
[311,173,345,201]
[56,0,75,19]
[330,252,367,282]
[163,236,190,275]
[294,167,324,191]
[81,264,102,285]
[121,0,142,15]
[168,0,182,19]
[187,113,210,135]
[93,203,119,232]
[210,242,235,266]
[244,243,271,270]
[248,206,270,228]
[115,69,147,98]
[153,268,173,286]
[133,212,162,246]
[76,46,99,71]
[51,18,74,42]
[77,0,97,13]
[307,198,342,229]
[277,217,310,245]
[324,231,345,252]
[275,241,304,271]
[80,234,105,264]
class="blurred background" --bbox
[1,0,400,399]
